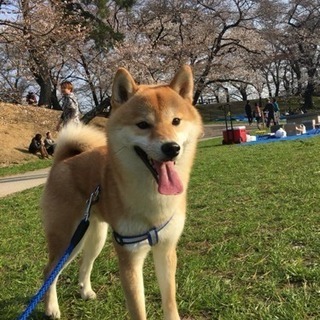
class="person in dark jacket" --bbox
[244,100,253,125]
[272,98,280,125]
[26,92,37,105]
[28,133,49,159]
[263,99,276,128]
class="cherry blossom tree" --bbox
[114,0,269,104]
[285,0,320,108]
[0,0,134,110]
[1,0,320,114]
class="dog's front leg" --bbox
[117,246,149,320]
[153,244,180,320]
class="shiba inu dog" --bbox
[41,65,203,319]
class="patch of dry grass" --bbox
[0,103,107,167]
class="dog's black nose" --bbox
[161,142,180,159]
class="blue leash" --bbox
[17,186,100,320]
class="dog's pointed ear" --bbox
[169,65,194,103]
[112,68,138,108]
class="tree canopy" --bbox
[0,0,319,112]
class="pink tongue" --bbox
[154,161,183,195]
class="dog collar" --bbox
[113,215,174,246]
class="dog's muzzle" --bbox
[134,146,159,182]
[161,142,180,160]
[134,143,183,195]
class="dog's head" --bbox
[108,66,203,196]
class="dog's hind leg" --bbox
[152,244,180,320]
[79,216,108,300]
[44,274,61,319]
[44,238,84,319]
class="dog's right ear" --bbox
[112,68,138,108]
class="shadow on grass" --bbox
[15,147,30,154]
[0,296,45,320]
[15,147,46,160]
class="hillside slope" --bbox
[0,103,107,167]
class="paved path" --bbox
[0,168,50,198]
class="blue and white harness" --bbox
[113,215,174,246]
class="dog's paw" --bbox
[45,307,61,319]
[80,289,97,300]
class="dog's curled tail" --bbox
[53,123,107,164]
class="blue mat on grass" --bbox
[244,130,320,145]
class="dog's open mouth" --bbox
[134,146,183,195]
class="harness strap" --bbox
[113,215,174,246]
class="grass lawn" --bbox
[1,137,320,319]
[0,159,52,177]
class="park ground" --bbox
[0,102,107,167]
[0,102,231,168]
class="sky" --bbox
[0,3,18,22]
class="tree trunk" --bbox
[239,87,247,101]
[193,80,206,105]
[274,81,280,97]
[36,77,53,107]
[291,61,302,96]
[81,97,111,124]
[302,61,317,110]
[51,87,61,110]
[193,63,212,105]
[303,81,314,110]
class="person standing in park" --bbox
[263,99,276,128]
[272,98,280,125]
[56,81,81,131]
[253,102,263,129]
[244,100,253,125]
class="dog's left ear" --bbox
[112,68,138,108]
[169,65,194,103]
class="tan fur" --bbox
[41,65,203,319]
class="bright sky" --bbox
[0,3,18,22]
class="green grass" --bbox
[1,137,320,319]
[0,159,52,177]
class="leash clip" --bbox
[84,185,100,221]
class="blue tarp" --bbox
[244,130,320,145]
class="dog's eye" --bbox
[172,118,181,126]
[136,121,151,129]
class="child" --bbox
[56,81,80,131]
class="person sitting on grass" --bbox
[26,91,37,105]
[296,124,306,135]
[28,133,49,159]
[44,131,56,155]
